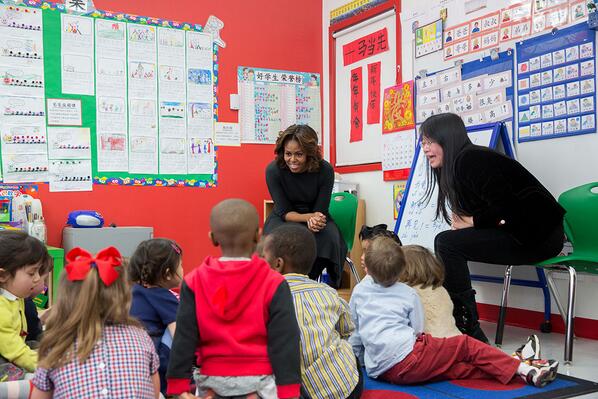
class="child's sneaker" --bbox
[525,359,559,388]
[513,334,541,363]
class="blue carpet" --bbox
[363,371,598,399]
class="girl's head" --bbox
[400,245,445,289]
[39,246,139,368]
[128,238,183,289]
[0,230,51,298]
[274,124,322,173]
[359,224,402,270]
[364,236,405,287]
[419,113,472,223]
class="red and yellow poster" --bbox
[382,81,415,133]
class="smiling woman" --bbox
[263,125,347,288]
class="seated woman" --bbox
[264,124,347,288]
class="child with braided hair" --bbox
[128,238,183,395]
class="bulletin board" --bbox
[516,23,596,142]
[0,1,218,190]
[393,122,512,250]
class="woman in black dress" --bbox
[420,113,565,343]
[264,124,347,288]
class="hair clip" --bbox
[171,242,181,255]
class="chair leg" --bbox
[564,266,577,364]
[545,270,568,329]
[495,265,513,347]
[346,256,361,284]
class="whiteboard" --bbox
[396,127,495,250]
[334,11,397,166]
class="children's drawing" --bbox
[160,102,184,118]
[160,138,185,154]
[188,68,211,85]
[96,20,125,40]
[130,136,156,153]
[129,61,156,79]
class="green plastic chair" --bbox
[329,192,361,284]
[496,182,598,364]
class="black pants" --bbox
[435,225,564,294]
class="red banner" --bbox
[343,28,389,66]
[367,62,381,124]
[350,67,363,143]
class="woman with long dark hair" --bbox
[264,124,347,288]
[420,113,565,343]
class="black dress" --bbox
[264,159,347,287]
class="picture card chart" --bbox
[238,67,321,144]
[516,23,596,142]
[0,4,48,183]
[416,51,514,129]
[443,0,588,61]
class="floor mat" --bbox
[362,372,598,399]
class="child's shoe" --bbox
[513,334,541,363]
[525,359,559,388]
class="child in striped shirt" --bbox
[263,224,363,399]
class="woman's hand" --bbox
[451,213,474,230]
[307,212,327,232]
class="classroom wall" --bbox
[38,0,323,272]
[322,0,598,323]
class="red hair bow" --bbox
[65,247,122,286]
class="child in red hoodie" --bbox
[166,199,301,399]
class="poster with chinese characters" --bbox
[238,67,321,144]
[343,27,389,66]
[382,81,415,133]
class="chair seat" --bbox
[536,253,598,274]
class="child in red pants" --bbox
[349,236,558,388]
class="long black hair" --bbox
[420,113,473,223]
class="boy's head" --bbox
[0,230,51,298]
[359,224,402,270]
[364,236,405,287]
[209,199,259,256]
[263,224,316,275]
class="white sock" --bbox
[517,362,534,377]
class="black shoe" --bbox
[450,289,489,344]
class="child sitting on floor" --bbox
[31,246,160,399]
[400,245,461,338]
[167,199,301,399]
[358,224,402,271]
[349,236,559,388]
[129,238,183,395]
[0,231,51,380]
[263,224,363,399]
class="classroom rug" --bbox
[362,372,598,399]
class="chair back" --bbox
[329,192,358,251]
[559,182,598,272]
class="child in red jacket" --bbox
[167,199,301,399]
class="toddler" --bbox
[31,246,160,399]
[0,230,50,378]
[400,245,461,338]
[358,224,402,271]
[350,236,559,388]
[129,238,183,394]
[263,224,362,399]
[167,199,301,399]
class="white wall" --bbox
[322,0,598,321]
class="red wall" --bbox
[39,0,323,273]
